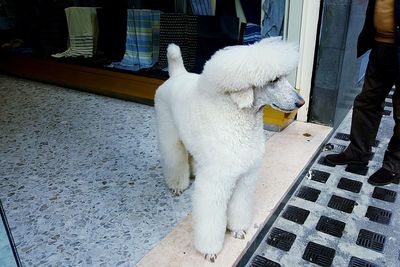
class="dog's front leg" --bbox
[227,168,259,239]
[192,172,236,262]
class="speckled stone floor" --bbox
[0,74,195,267]
[0,74,275,266]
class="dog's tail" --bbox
[167,43,186,77]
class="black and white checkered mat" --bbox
[237,94,399,267]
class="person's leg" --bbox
[326,43,396,165]
[369,46,400,186]
[382,88,400,172]
[382,52,400,173]
[346,43,397,159]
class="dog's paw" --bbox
[204,254,217,263]
[231,230,247,239]
[171,188,183,196]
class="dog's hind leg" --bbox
[156,112,190,196]
[227,168,259,239]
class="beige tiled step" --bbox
[137,121,332,267]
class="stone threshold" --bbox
[136,121,332,267]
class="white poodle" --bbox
[154,38,304,262]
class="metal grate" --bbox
[372,187,397,203]
[365,206,392,225]
[318,157,336,167]
[327,195,356,213]
[315,216,346,238]
[333,144,347,153]
[250,255,281,267]
[237,127,400,266]
[334,132,350,141]
[281,205,310,225]
[310,170,331,183]
[266,228,296,252]
[348,256,378,267]
[302,241,335,267]
[345,164,369,176]
[356,229,386,252]
[337,177,363,193]
[296,186,321,202]
[333,133,379,147]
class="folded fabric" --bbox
[261,0,285,38]
[190,0,212,15]
[243,23,262,45]
[111,9,161,71]
[157,13,198,71]
[52,7,98,58]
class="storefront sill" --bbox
[136,121,332,267]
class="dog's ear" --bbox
[229,88,254,109]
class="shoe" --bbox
[368,168,398,186]
[324,152,368,166]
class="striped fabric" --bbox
[243,23,262,45]
[112,9,160,71]
[157,13,198,71]
[52,7,98,58]
[190,0,212,15]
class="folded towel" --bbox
[52,7,98,58]
[112,9,160,71]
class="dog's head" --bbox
[201,37,304,112]
[252,76,304,112]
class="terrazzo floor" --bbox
[0,74,275,266]
[0,74,191,267]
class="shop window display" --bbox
[0,0,291,78]
[0,0,271,77]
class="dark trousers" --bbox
[345,42,400,172]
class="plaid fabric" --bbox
[112,9,160,71]
[157,13,198,71]
[52,7,98,58]
[190,0,212,15]
[243,23,262,45]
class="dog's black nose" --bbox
[295,99,305,108]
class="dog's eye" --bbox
[271,77,280,83]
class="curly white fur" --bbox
[154,39,304,260]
